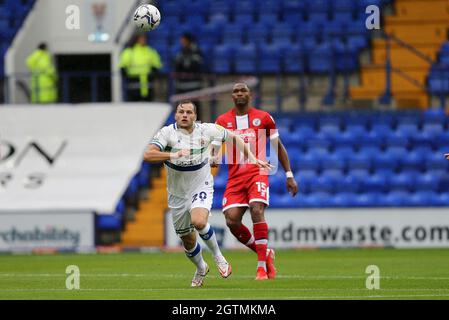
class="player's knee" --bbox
[225,217,241,231]
[191,217,207,230]
[250,204,265,222]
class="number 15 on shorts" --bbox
[256,182,267,197]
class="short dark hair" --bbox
[38,42,47,50]
[181,33,193,43]
[176,100,197,114]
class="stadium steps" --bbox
[350,0,449,108]
[120,169,168,247]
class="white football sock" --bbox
[198,223,222,258]
[185,242,207,271]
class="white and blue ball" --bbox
[133,4,161,32]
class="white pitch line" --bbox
[1,288,449,292]
[1,273,449,280]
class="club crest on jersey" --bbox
[227,122,233,128]
[252,118,261,126]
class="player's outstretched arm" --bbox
[209,142,222,167]
[143,144,190,163]
[445,153,449,160]
[227,132,272,170]
[271,137,298,197]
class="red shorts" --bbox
[222,174,269,212]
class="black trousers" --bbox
[123,76,154,102]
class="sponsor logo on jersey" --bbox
[227,122,233,128]
[222,197,227,206]
[253,118,261,126]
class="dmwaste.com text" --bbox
[269,223,449,246]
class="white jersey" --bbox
[150,122,229,198]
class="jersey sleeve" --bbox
[149,126,169,151]
[205,123,229,145]
[265,113,279,140]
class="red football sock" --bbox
[230,223,256,252]
[253,221,268,271]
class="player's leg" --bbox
[180,231,209,287]
[169,194,208,287]
[190,188,232,278]
[249,202,270,280]
[222,184,256,251]
[223,206,257,252]
[248,175,275,280]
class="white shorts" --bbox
[168,179,214,237]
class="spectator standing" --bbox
[120,34,162,101]
[173,33,205,120]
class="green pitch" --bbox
[1,248,449,300]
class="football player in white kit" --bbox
[144,101,271,287]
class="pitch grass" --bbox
[1,248,449,300]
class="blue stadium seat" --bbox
[209,0,233,17]
[425,152,449,171]
[235,43,257,73]
[335,174,362,193]
[332,0,355,21]
[309,42,334,73]
[348,153,372,171]
[271,22,294,45]
[283,44,306,73]
[355,192,383,207]
[296,169,318,194]
[415,173,441,192]
[384,191,410,207]
[212,44,233,73]
[321,154,346,171]
[197,23,222,46]
[258,43,282,73]
[359,146,381,158]
[389,171,416,192]
[396,123,419,138]
[333,192,358,207]
[282,0,307,24]
[422,123,444,137]
[401,150,425,171]
[373,152,398,171]
[409,191,440,207]
[246,23,271,45]
[222,23,246,44]
[345,124,367,137]
[362,172,389,193]
[297,153,321,171]
[308,0,331,22]
[370,123,393,138]
[306,192,333,208]
[333,146,355,162]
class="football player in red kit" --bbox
[212,83,298,280]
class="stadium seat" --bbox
[425,152,449,171]
[258,43,282,73]
[246,23,270,45]
[409,191,440,207]
[401,150,425,172]
[235,43,257,73]
[222,23,246,44]
[283,44,306,73]
[373,152,398,171]
[212,44,233,73]
[347,152,371,170]
[355,192,383,207]
[384,191,411,207]
[333,192,358,207]
[389,171,416,192]
[415,173,441,192]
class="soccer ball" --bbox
[133,4,161,32]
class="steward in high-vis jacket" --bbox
[119,34,162,101]
[26,43,58,104]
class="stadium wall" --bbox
[0,102,171,251]
[165,209,449,249]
